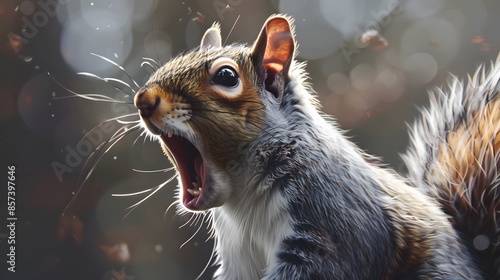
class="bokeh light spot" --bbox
[144,30,173,63]
[20,1,35,16]
[327,73,350,95]
[60,16,133,74]
[279,0,343,60]
[404,52,438,85]
[350,63,374,90]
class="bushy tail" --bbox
[402,54,500,279]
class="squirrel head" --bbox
[134,15,296,211]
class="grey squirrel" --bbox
[134,15,499,279]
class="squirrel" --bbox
[133,15,499,279]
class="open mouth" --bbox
[160,133,207,209]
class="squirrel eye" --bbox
[212,67,239,87]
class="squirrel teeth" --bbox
[167,131,173,138]
[187,187,202,197]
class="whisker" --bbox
[164,199,180,221]
[53,95,132,103]
[190,212,203,227]
[132,130,148,146]
[116,119,141,125]
[188,99,268,131]
[141,61,159,73]
[191,113,235,135]
[63,124,141,216]
[132,167,176,173]
[112,187,158,197]
[90,53,141,89]
[104,78,135,91]
[48,72,129,103]
[102,126,138,155]
[189,99,264,105]
[143,131,151,146]
[192,108,268,127]
[122,171,178,218]
[77,72,136,96]
[82,133,127,183]
[179,213,197,229]
[194,107,265,114]
[192,110,268,135]
[63,130,127,215]
[223,14,240,46]
[192,109,286,154]
[142,57,161,68]
[190,104,276,133]
[112,113,141,120]
[205,213,216,241]
[189,117,240,147]
[77,114,140,147]
[195,218,217,280]
[180,213,205,249]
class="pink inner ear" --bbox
[263,61,283,73]
[262,19,293,73]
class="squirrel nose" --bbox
[134,88,160,118]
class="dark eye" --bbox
[212,67,239,87]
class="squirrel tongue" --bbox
[194,155,205,185]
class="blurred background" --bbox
[0,0,499,279]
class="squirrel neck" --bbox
[209,69,375,279]
[219,64,369,207]
[235,67,366,202]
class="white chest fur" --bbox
[211,189,293,280]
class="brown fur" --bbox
[137,46,267,172]
[403,56,500,278]
[436,97,500,275]
[439,97,499,213]
[376,169,464,277]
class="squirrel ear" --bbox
[251,15,295,98]
[200,23,222,49]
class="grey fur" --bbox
[209,56,492,279]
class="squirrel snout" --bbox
[134,88,160,119]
